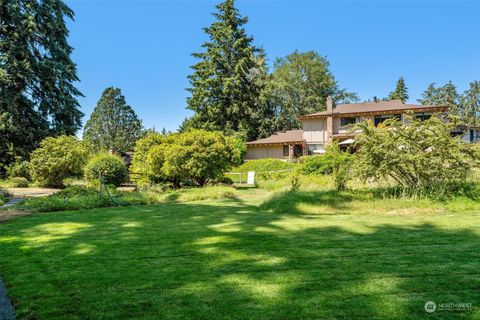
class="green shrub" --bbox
[160,130,244,186]
[9,177,29,188]
[16,186,116,212]
[30,136,92,188]
[299,155,335,174]
[233,158,295,173]
[6,159,30,180]
[130,132,167,186]
[354,115,480,198]
[215,176,234,185]
[85,153,127,187]
[0,190,8,206]
[138,130,244,187]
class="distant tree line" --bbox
[2,0,480,176]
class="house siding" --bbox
[303,119,327,144]
[245,145,288,160]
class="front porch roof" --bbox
[246,130,304,146]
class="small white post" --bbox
[247,171,255,185]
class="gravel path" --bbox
[0,276,15,320]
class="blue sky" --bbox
[66,0,480,133]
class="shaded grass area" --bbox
[1,193,480,319]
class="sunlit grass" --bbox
[1,186,480,319]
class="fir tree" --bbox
[418,81,462,118]
[83,87,143,153]
[388,77,409,103]
[462,81,480,125]
[0,0,82,170]
[186,0,263,140]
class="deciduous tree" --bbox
[267,51,359,130]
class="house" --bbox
[246,97,480,160]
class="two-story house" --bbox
[246,97,480,160]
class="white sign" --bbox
[247,171,255,185]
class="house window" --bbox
[374,114,401,126]
[283,145,289,156]
[415,112,432,121]
[340,117,357,127]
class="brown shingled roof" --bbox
[247,130,304,145]
[300,100,449,119]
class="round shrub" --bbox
[6,160,31,180]
[9,177,29,188]
[30,136,92,188]
[85,153,127,187]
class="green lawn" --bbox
[1,188,480,319]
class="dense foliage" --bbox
[84,153,127,187]
[5,159,30,180]
[0,0,83,170]
[83,87,143,153]
[299,144,351,190]
[265,51,359,130]
[418,80,480,125]
[8,177,29,188]
[30,136,92,187]
[130,132,167,185]
[149,130,244,186]
[132,130,244,187]
[184,0,264,140]
[354,115,480,198]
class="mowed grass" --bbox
[1,189,480,319]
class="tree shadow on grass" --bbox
[0,200,479,319]
[260,189,356,214]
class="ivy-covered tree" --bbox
[0,0,83,170]
[388,77,409,102]
[267,50,359,130]
[83,87,143,153]
[185,0,264,140]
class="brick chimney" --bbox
[326,96,333,113]
[326,96,334,143]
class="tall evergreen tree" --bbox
[185,0,263,140]
[388,77,409,103]
[83,87,143,153]
[0,0,82,170]
[462,81,480,125]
